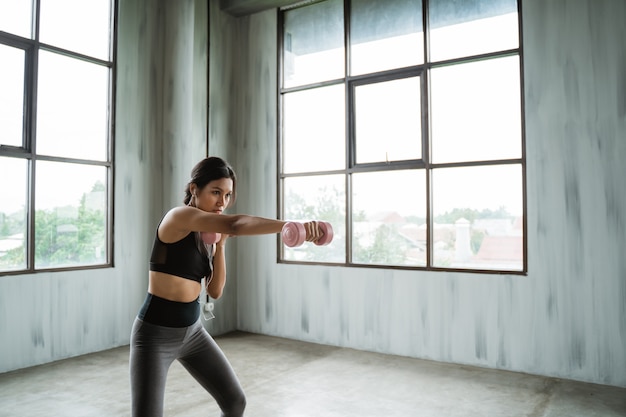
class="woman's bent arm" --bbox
[208,236,227,299]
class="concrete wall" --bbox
[2,0,624,391]
[204,0,241,334]
[224,0,626,388]
[0,0,210,372]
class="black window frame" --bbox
[278,0,527,274]
[0,0,117,275]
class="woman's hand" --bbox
[216,233,229,248]
[303,221,323,243]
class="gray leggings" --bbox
[129,318,246,417]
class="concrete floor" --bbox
[0,331,624,417]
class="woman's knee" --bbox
[223,392,246,417]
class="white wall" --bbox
[219,0,626,388]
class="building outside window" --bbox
[278,0,525,273]
[0,0,115,274]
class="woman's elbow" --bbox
[209,287,223,299]
[227,215,247,236]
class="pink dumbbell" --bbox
[201,232,221,245]
[315,222,334,246]
[281,221,334,248]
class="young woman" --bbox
[130,156,323,416]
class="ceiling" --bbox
[219,0,307,17]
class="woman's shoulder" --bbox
[162,205,199,222]
[158,206,197,240]
[167,205,195,216]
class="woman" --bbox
[130,156,322,416]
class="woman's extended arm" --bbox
[159,205,324,247]
[165,206,287,236]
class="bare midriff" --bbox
[148,271,202,303]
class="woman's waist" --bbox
[137,292,200,327]
[148,271,202,303]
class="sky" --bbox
[1,0,111,215]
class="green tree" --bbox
[352,223,408,265]
[435,206,512,224]
[0,183,107,270]
[285,185,345,263]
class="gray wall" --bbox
[224,0,626,388]
[0,0,212,373]
[204,0,241,334]
[1,0,624,391]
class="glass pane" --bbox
[430,0,518,62]
[430,56,521,164]
[350,0,423,75]
[283,175,345,263]
[432,164,523,271]
[36,51,109,161]
[283,0,344,88]
[0,45,25,147]
[352,170,426,266]
[0,0,32,38]
[39,0,111,60]
[355,77,422,164]
[283,85,345,173]
[0,157,28,271]
[35,161,107,269]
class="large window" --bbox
[0,0,115,274]
[279,0,525,273]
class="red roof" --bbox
[474,235,522,262]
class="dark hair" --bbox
[184,156,237,205]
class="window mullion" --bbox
[18,38,37,272]
[424,0,432,269]
[26,158,35,272]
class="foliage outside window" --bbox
[279,0,525,273]
[0,0,114,274]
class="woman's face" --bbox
[194,178,233,214]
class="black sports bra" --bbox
[149,229,212,283]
